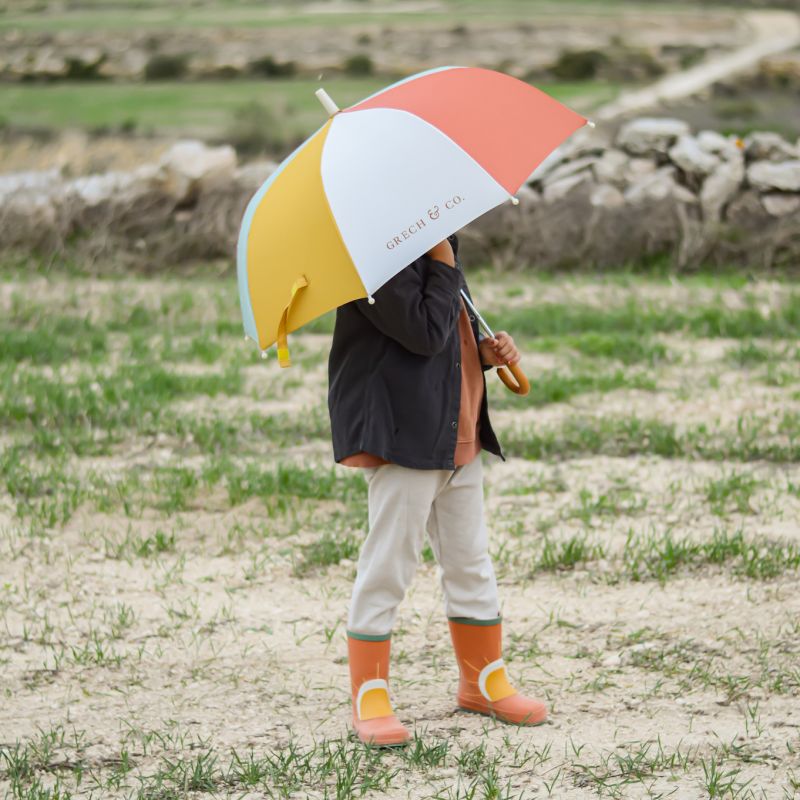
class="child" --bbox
[327,233,547,746]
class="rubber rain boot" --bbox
[347,633,411,746]
[447,618,548,726]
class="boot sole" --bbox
[456,703,547,727]
[349,729,411,748]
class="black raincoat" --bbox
[327,234,505,470]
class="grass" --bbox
[206,460,367,507]
[488,294,800,341]
[1,452,365,529]
[171,406,332,456]
[568,484,648,525]
[0,77,610,142]
[621,527,800,582]
[489,366,656,409]
[570,736,698,799]
[0,316,107,365]
[0,78,385,140]
[3,268,800,800]
[3,721,789,800]
[705,471,762,516]
[0,726,566,800]
[0,0,697,33]
[293,530,362,576]
[527,331,670,366]
[502,412,800,463]
[0,361,244,454]
[522,526,800,583]
[534,533,606,572]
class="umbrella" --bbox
[236,66,591,391]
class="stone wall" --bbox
[1,119,798,271]
[0,19,736,83]
[466,119,800,271]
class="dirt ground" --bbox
[1,268,799,799]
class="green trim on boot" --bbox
[347,629,392,642]
[448,616,502,627]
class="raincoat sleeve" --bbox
[354,259,462,357]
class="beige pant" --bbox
[347,455,501,637]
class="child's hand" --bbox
[425,240,455,267]
[479,331,521,367]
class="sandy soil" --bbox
[1,272,799,799]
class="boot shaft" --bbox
[347,635,390,690]
[447,617,516,703]
[347,634,393,721]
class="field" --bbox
[0,0,715,33]
[0,79,615,141]
[1,260,799,799]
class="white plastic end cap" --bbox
[586,119,596,128]
[261,350,268,360]
[315,88,340,117]
[510,196,520,206]
[367,295,375,305]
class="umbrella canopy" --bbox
[237,66,589,365]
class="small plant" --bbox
[535,534,605,573]
[705,472,761,516]
[293,531,360,576]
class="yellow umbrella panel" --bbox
[238,118,367,364]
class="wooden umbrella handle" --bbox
[497,361,530,396]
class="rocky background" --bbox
[2,117,798,272]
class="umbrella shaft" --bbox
[460,289,495,339]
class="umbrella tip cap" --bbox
[316,88,340,117]
[510,196,520,206]
[586,119,596,128]
[367,294,376,305]
[261,350,268,359]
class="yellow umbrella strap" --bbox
[276,275,309,368]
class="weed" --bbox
[293,531,361,577]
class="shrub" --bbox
[550,49,608,81]
[343,54,373,76]
[65,55,107,81]
[248,55,297,78]
[144,53,189,81]
[226,101,286,156]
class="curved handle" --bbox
[496,361,530,396]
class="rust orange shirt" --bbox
[340,297,484,468]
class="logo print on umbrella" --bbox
[386,195,465,250]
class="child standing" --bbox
[327,233,547,746]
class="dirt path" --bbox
[594,9,800,122]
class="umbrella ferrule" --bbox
[316,88,340,117]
